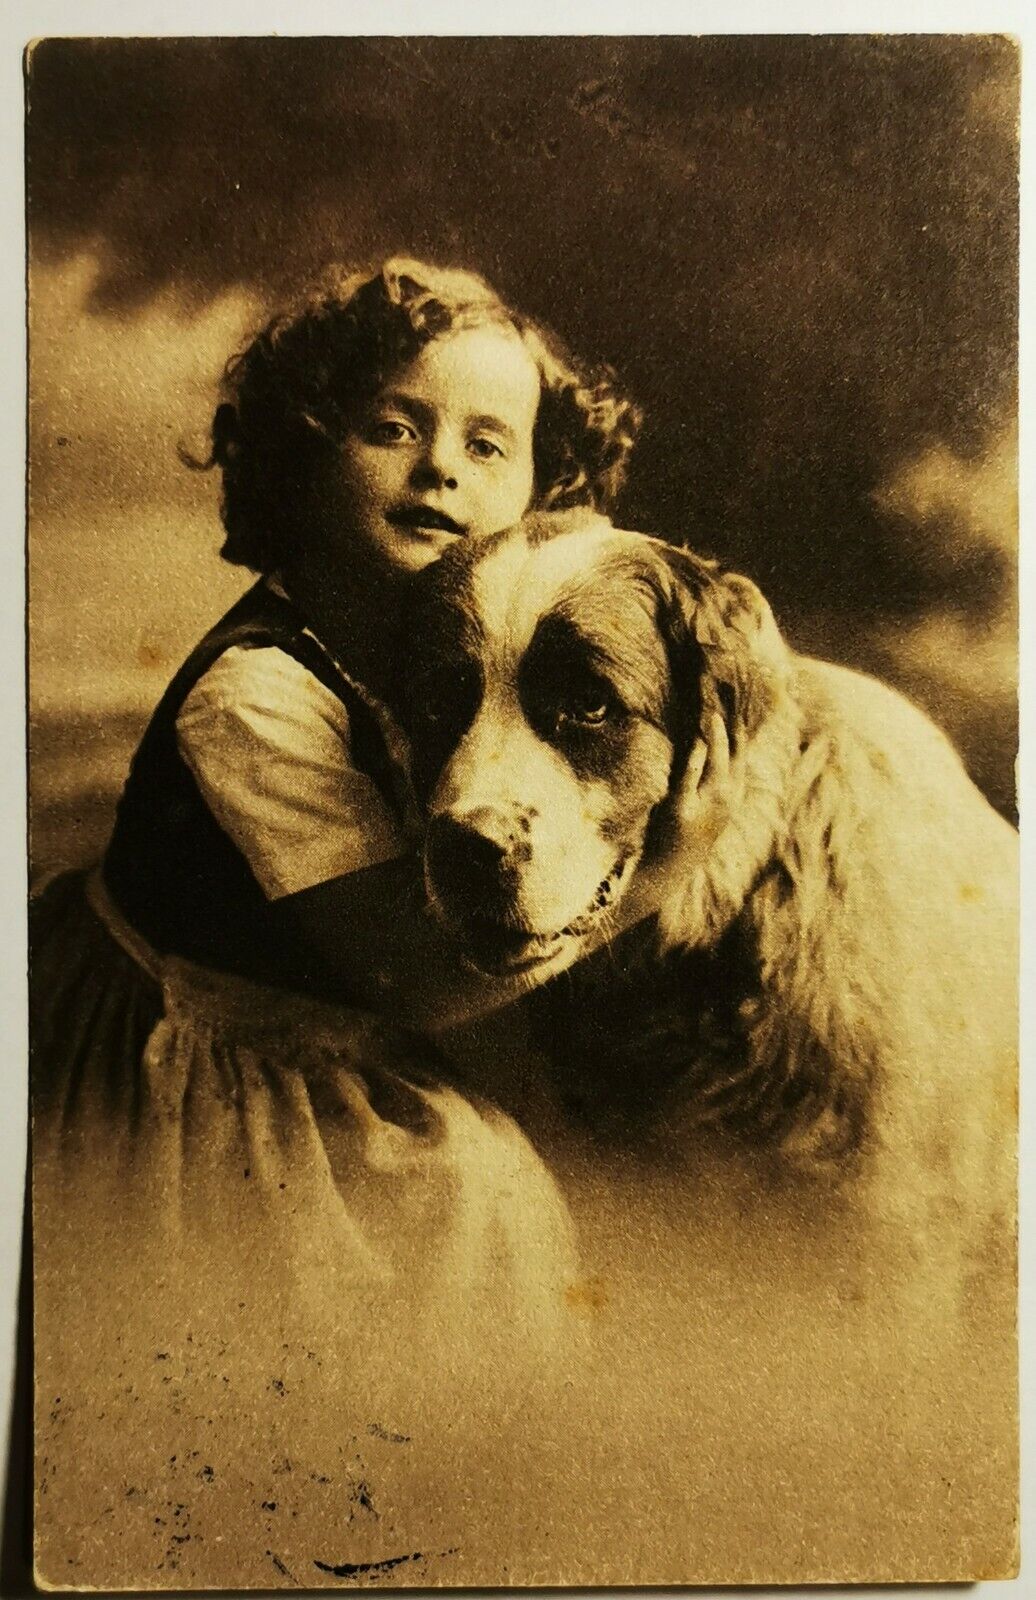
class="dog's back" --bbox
[785,656,1017,1258]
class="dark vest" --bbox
[103,581,401,994]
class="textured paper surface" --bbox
[28,34,1018,1590]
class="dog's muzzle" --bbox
[424,807,632,975]
[425,807,528,918]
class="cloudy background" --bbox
[26,35,1019,870]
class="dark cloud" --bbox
[26,36,1018,626]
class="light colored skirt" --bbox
[32,866,578,1314]
[31,870,586,1587]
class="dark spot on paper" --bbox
[244,1166,251,1178]
[267,1550,293,1579]
[367,1422,410,1444]
[270,1377,286,1396]
[155,1351,169,1360]
[137,638,165,670]
[571,77,632,136]
[314,1551,425,1578]
[564,1273,610,1313]
[262,1500,277,1511]
[198,1464,215,1482]
[352,1480,377,1517]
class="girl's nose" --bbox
[411,429,461,491]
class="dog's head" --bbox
[396,509,788,976]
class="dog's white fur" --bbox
[409,511,1016,1310]
[424,513,1017,1302]
[630,529,1016,1294]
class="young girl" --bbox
[32,260,641,1391]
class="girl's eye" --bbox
[370,418,416,445]
[468,436,504,460]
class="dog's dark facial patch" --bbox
[398,562,486,798]
[514,591,677,848]
[517,614,636,784]
[523,555,706,784]
[405,651,483,798]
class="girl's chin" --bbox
[394,531,465,570]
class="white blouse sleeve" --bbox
[175,645,408,900]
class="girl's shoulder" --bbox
[175,587,411,794]
[176,642,353,763]
[174,640,413,900]
[120,582,409,857]
[161,579,392,756]
[103,587,414,959]
[167,580,343,709]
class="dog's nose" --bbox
[426,810,529,906]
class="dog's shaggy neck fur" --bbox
[637,656,885,1174]
[536,660,883,1177]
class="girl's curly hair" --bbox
[201,257,642,573]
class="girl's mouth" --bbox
[387,505,465,536]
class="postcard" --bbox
[27,33,1019,1588]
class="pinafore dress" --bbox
[31,584,581,1407]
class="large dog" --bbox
[397,509,1017,1292]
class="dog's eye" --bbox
[556,695,612,730]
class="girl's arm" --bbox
[176,647,529,1028]
[273,717,733,1031]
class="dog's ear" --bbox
[652,543,789,753]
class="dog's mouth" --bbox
[386,504,465,537]
[448,853,636,977]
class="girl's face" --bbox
[325,322,541,577]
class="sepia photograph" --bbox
[25,29,1019,1589]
